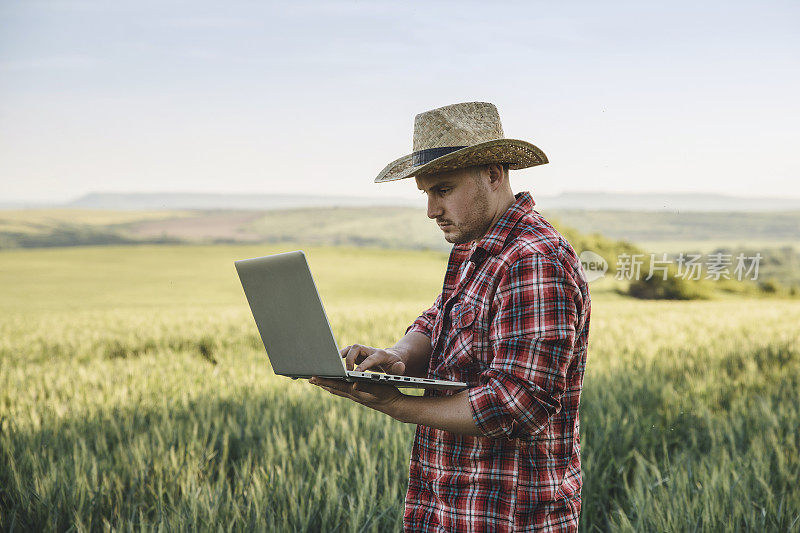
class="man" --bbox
[311,102,591,532]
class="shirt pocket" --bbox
[433,303,485,384]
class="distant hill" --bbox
[64,192,419,210]
[0,201,62,209]
[3,205,798,293]
[539,209,800,244]
[6,191,800,212]
[535,191,800,212]
[49,191,800,212]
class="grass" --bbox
[1,244,799,531]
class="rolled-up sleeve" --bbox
[405,293,442,339]
[468,252,581,439]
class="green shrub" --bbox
[628,273,709,300]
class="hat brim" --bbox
[374,138,548,183]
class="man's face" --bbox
[415,166,494,244]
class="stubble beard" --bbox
[439,192,493,245]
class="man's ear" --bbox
[486,163,505,191]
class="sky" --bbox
[0,0,798,203]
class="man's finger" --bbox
[339,345,352,358]
[355,352,405,375]
[316,382,373,404]
[311,377,371,398]
[344,345,357,370]
[387,359,406,376]
[319,385,352,399]
[311,377,352,392]
[354,351,389,372]
[345,345,368,371]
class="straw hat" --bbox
[374,101,548,183]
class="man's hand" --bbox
[340,344,406,375]
[309,377,404,417]
[310,377,482,435]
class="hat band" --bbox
[411,146,466,167]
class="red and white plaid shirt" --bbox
[404,191,591,532]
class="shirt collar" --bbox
[458,191,536,259]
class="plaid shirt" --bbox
[403,191,591,532]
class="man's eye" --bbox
[439,189,450,195]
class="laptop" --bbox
[234,250,467,391]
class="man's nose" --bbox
[427,196,443,219]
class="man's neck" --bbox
[473,191,516,244]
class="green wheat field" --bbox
[1,244,799,531]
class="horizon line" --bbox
[4,189,800,205]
